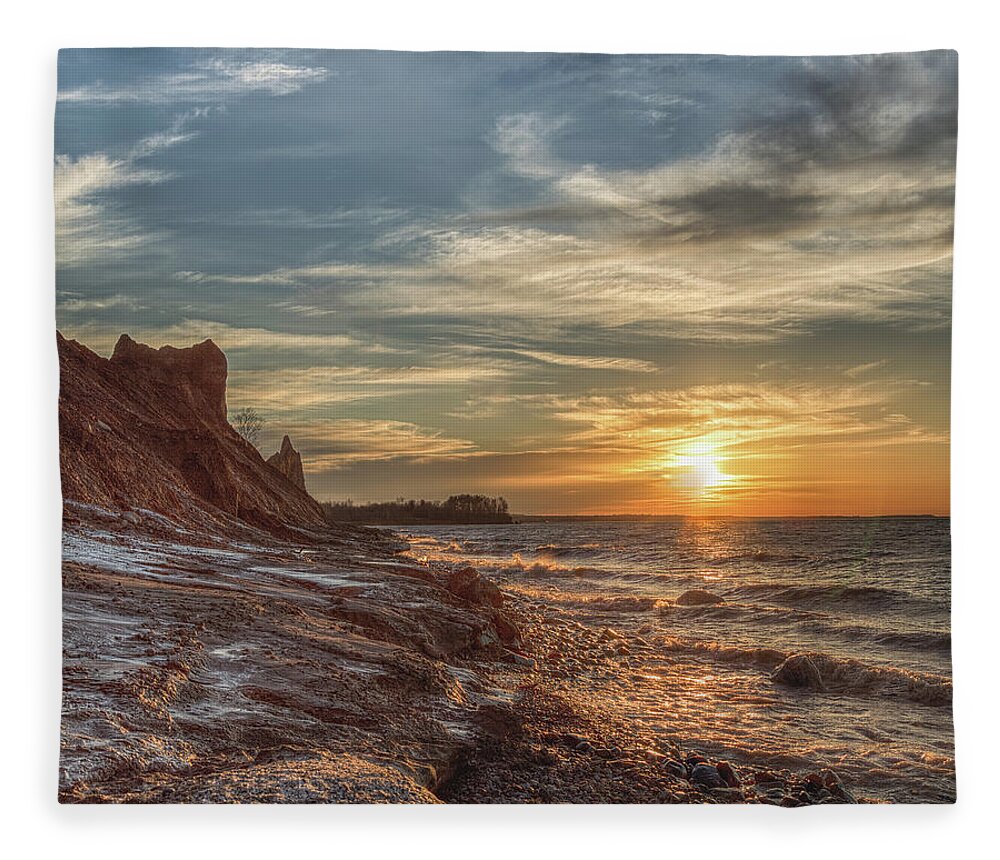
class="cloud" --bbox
[511,349,659,373]
[195,56,954,345]
[59,320,361,357]
[844,359,890,378]
[229,363,512,414]
[58,56,329,104]
[487,112,568,180]
[265,419,480,469]
[54,153,169,267]
[538,380,949,467]
[57,293,145,313]
[54,113,205,268]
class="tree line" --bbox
[322,494,512,525]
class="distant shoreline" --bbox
[350,513,946,526]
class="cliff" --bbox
[57,332,326,536]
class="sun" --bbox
[671,442,733,496]
[684,454,727,490]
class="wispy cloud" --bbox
[511,349,659,373]
[57,293,145,313]
[60,319,361,357]
[844,359,891,378]
[229,363,512,414]
[58,56,330,104]
[54,152,168,267]
[54,113,205,268]
[266,419,480,469]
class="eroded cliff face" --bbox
[57,332,326,536]
[267,435,307,491]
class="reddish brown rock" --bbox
[446,566,505,608]
[267,435,307,491]
[110,333,229,426]
[57,331,326,535]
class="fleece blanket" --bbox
[56,49,955,804]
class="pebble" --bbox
[689,763,727,789]
[716,761,740,787]
[662,760,687,779]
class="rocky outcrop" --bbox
[57,332,326,535]
[110,334,229,426]
[59,516,510,803]
[267,435,306,491]
[446,566,505,608]
[675,589,725,606]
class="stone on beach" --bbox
[771,654,827,691]
[447,566,505,608]
[689,763,727,788]
[675,589,725,606]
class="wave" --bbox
[706,551,814,566]
[487,553,606,578]
[870,629,951,653]
[770,652,952,706]
[731,581,914,610]
[659,637,788,668]
[566,595,660,613]
[534,543,611,559]
[657,639,952,706]
[659,600,826,624]
[807,621,952,655]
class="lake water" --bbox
[401,517,955,803]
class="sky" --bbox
[54,49,955,516]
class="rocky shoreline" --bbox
[437,596,860,806]
[60,500,863,805]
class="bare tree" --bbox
[232,406,264,447]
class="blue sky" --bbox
[55,49,955,514]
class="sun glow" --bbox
[672,441,734,497]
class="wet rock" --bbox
[689,763,727,788]
[820,768,842,788]
[804,772,825,788]
[771,654,826,691]
[528,747,559,766]
[491,610,522,646]
[675,589,725,606]
[476,626,501,649]
[507,651,536,670]
[716,761,740,787]
[447,566,505,608]
[709,787,744,802]
[662,760,688,779]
